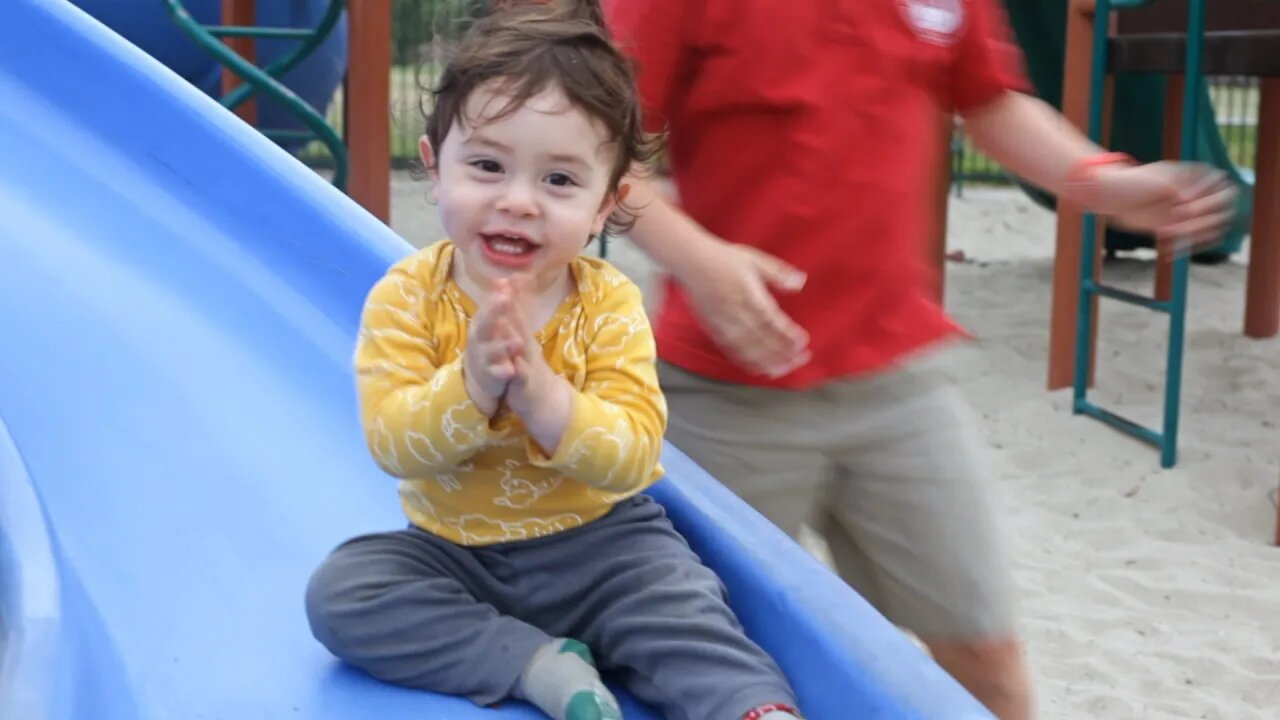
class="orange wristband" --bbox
[1062,151,1135,209]
[1066,151,1135,183]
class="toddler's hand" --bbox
[501,276,555,418]
[464,280,525,416]
[497,275,572,454]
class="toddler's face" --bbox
[426,81,618,294]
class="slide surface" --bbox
[0,2,991,719]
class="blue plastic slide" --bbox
[0,2,993,718]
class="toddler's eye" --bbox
[546,172,577,187]
[471,159,502,173]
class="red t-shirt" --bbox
[603,0,1030,389]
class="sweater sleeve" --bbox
[527,280,667,493]
[354,265,500,478]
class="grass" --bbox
[1208,80,1261,124]
[1219,122,1259,171]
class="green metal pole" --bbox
[1161,0,1206,468]
[220,0,346,113]
[1072,0,1114,411]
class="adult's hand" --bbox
[1094,161,1239,256]
[679,239,811,378]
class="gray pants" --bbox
[305,495,796,720]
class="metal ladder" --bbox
[163,0,350,191]
[1073,0,1206,468]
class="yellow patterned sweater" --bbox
[354,241,667,546]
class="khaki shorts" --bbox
[658,355,1017,640]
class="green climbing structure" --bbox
[164,0,349,191]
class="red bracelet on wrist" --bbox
[1066,151,1135,183]
[742,703,803,720]
[1061,151,1136,209]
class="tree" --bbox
[393,0,488,65]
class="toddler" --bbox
[305,3,803,719]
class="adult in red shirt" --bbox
[604,1,1235,718]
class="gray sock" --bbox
[518,638,621,720]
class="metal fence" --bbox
[1213,76,1262,172]
[301,4,1264,191]
[952,75,1262,189]
[300,0,487,168]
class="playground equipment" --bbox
[1048,0,1280,467]
[931,0,1256,303]
[0,1,995,717]
[68,0,392,217]
[1003,0,1255,262]
[162,0,350,189]
[72,0,348,156]
[1070,0,1207,469]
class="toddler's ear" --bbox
[592,184,627,236]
